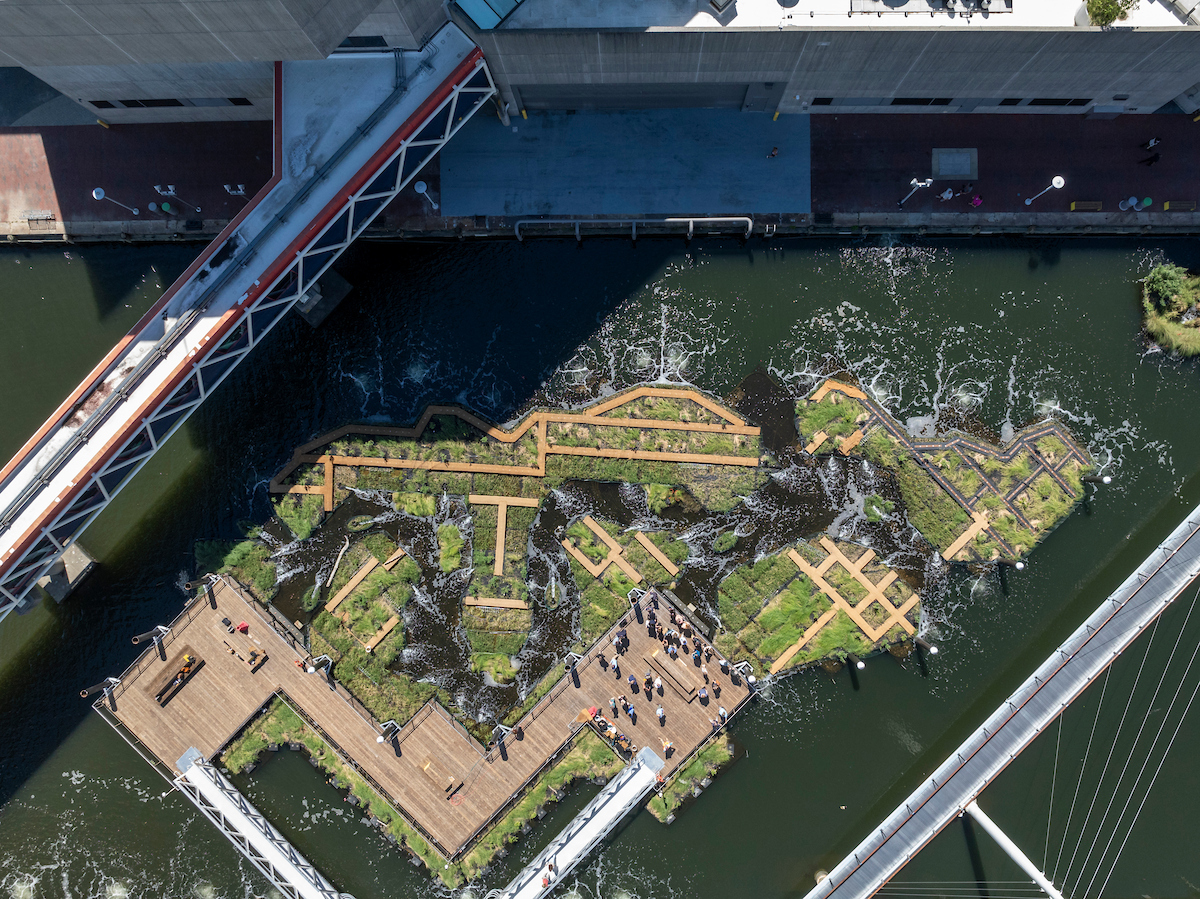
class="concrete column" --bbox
[964,800,1065,899]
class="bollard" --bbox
[847,653,865,670]
[916,635,939,655]
[80,677,120,699]
[1082,475,1112,485]
[131,625,170,646]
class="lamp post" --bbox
[898,178,933,208]
[1024,175,1064,206]
[414,180,440,211]
[92,187,138,215]
[154,184,201,213]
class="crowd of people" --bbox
[595,593,738,742]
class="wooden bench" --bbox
[150,646,204,704]
[645,647,702,701]
[1070,201,1103,212]
[1164,200,1197,211]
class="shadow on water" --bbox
[76,244,192,319]
[0,238,675,805]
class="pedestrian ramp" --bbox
[175,748,352,899]
[487,747,664,899]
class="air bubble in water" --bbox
[105,881,130,899]
[8,879,36,899]
[192,882,215,899]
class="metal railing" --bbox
[107,584,217,699]
[514,216,754,242]
[276,690,453,860]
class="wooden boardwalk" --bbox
[104,579,751,860]
[269,386,762,512]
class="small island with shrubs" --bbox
[1142,263,1200,357]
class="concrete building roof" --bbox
[498,0,1191,31]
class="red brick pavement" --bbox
[0,121,272,226]
[811,113,1200,215]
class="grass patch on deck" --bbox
[458,729,623,882]
[796,394,865,443]
[647,735,735,822]
[310,626,438,725]
[438,524,464,572]
[221,697,453,884]
[1142,265,1200,357]
[569,554,635,652]
[196,539,277,603]
[271,492,324,540]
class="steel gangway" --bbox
[805,498,1200,899]
[487,747,665,899]
[0,24,496,621]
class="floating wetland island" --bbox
[95,377,1095,890]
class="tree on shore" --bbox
[1088,0,1139,25]
[1144,263,1193,315]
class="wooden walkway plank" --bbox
[634,531,679,577]
[325,556,379,614]
[364,616,400,652]
[270,387,757,492]
[493,503,508,576]
[942,510,991,561]
[463,596,529,610]
[106,580,752,862]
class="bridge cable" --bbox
[1051,664,1111,882]
[1043,710,1063,871]
[1080,583,1200,899]
[1066,587,1200,898]
[1092,649,1200,899]
[1057,613,1162,891]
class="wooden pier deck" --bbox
[103,579,751,859]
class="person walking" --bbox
[970,194,983,207]
[610,696,619,717]
[718,706,728,724]
[938,187,954,201]
[628,673,638,692]
[654,675,663,694]
[610,657,620,676]
[711,679,722,697]
[657,705,666,724]
[701,663,709,681]
[1141,137,1160,150]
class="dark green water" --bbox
[2,237,1199,899]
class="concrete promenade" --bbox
[7,110,1200,241]
[804,498,1200,899]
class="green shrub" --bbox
[272,493,324,540]
[437,524,464,572]
[1087,0,1138,24]
[217,540,277,601]
[713,531,737,553]
[864,494,894,522]
[394,492,437,517]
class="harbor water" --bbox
[2,236,1200,899]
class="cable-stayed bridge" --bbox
[805,499,1200,899]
